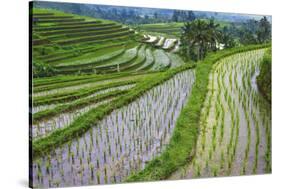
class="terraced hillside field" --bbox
[170,49,271,179]
[30,7,271,189]
[32,9,187,75]
[139,23,184,38]
[31,7,197,188]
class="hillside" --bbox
[32,8,187,77]
[30,5,271,189]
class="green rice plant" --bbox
[212,166,218,177]
[196,164,201,177]
[220,151,225,169]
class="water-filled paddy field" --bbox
[32,69,195,187]
[170,49,271,179]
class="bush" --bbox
[33,60,56,78]
[257,48,272,102]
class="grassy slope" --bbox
[257,48,272,103]
[126,44,270,182]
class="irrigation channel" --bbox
[32,69,195,187]
[170,49,271,179]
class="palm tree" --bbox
[207,18,221,51]
[181,19,211,61]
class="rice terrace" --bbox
[29,1,272,188]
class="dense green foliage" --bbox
[257,48,272,102]
[180,17,271,61]
[33,60,56,78]
[180,19,222,61]
[172,10,196,22]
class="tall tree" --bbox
[181,19,212,61]
[187,11,196,21]
[181,19,224,61]
[172,10,179,22]
[257,16,271,43]
[207,18,221,51]
[220,26,236,48]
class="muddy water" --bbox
[32,69,195,188]
[170,49,271,180]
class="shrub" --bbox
[33,60,56,78]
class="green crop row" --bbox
[34,23,117,32]
[34,18,85,24]
[32,63,195,158]
[257,48,272,103]
[48,27,128,41]
[36,41,126,63]
[32,15,73,20]
[33,70,136,91]
[126,43,270,182]
[38,25,122,36]
[33,80,138,106]
[57,31,133,46]
[33,89,129,124]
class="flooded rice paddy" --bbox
[170,49,271,180]
[32,69,195,187]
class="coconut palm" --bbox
[181,19,212,61]
[207,18,221,51]
[181,19,224,61]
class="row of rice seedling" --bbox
[36,20,101,28]
[32,85,136,139]
[37,24,122,36]
[55,49,125,68]
[32,63,196,159]
[52,20,101,26]
[32,83,135,116]
[33,74,142,98]
[139,23,182,37]
[32,69,195,187]
[49,27,129,41]
[33,79,139,107]
[93,45,140,73]
[170,49,271,179]
[135,47,155,71]
[119,45,147,72]
[33,97,114,140]
[56,30,133,46]
[32,9,187,75]
[33,18,85,24]
[34,23,117,32]
[33,15,73,20]
[32,12,54,16]
[152,49,171,70]
[32,71,144,94]
[128,44,269,182]
[32,9,136,74]
[168,53,187,68]
[35,19,100,28]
